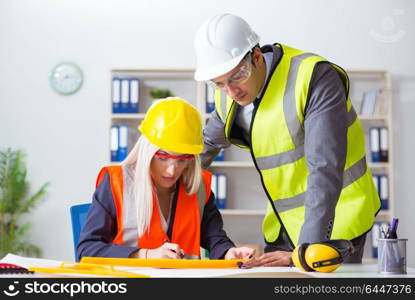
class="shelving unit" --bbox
[348,70,394,261]
[348,69,394,217]
[109,68,393,257]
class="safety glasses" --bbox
[153,152,194,166]
[208,52,252,90]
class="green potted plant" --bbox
[0,148,49,258]
[149,88,174,99]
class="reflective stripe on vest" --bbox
[215,44,380,246]
[96,166,212,258]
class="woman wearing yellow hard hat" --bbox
[77,97,255,260]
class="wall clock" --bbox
[49,62,83,95]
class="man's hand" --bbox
[240,250,292,268]
[224,247,256,259]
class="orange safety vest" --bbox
[95,165,212,257]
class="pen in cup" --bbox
[386,218,399,239]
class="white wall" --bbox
[1,0,414,265]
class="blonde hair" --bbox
[122,135,202,237]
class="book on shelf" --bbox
[359,89,386,116]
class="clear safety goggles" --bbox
[153,152,194,166]
[208,52,252,90]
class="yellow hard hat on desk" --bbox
[139,97,204,154]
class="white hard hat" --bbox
[194,13,260,81]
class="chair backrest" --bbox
[70,203,91,259]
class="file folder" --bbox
[110,125,119,162]
[118,125,128,161]
[214,149,225,161]
[380,127,389,162]
[216,173,227,209]
[120,78,130,113]
[81,257,244,269]
[370,127,381,162]
[211,173,218,199]
[380,175,389,210]
[112,78,121,113]
[360,90,378,115]
[129,78,139,113]
[205,84,215,113]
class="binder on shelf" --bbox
[214,149,225,161]
[112,78,121,113]
[379,175,389,210]
[120,78,130,113]
[379,127,389,162]
[372,175,379,194]
[370,127,381,162]
[216,173,227,209]
[205,84,215,113]
[118,125,128,161]
[211,174,218,199]
[110,126,119,162]
[373,89,387,115]
[371,222,380,258]
[129,78,140,113]
[360,89,379,115]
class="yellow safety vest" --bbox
[215,44,380,246]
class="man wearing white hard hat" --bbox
[194,13,380,267]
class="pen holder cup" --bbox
[377,238,407,274]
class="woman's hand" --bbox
[224,246,256,259]
[147,242,184,259]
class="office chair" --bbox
[70,203,91,260]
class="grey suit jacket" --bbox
[200,44,366,260]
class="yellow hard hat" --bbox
[138,97,203,154]
[292,239,354,273]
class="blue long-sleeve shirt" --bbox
[77,173,235,261]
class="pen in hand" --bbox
[164,239,184,259]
